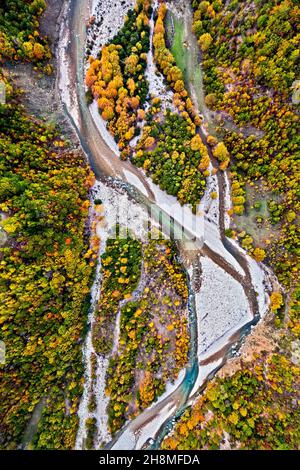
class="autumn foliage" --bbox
[163,354,300,450]
[0,75,94,449]
[85,1,151,157]
[0,1,51,67]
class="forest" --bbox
[163,353,299,450]
[0,1,95,449]
[0,0,52,71]
[0,71,95,449]
[191,0,299,286]
[133,110,208,209]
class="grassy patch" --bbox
[166,13,187,81]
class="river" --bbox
[56,0,273,450]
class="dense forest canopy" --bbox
[0,0,51,67]
[0,7,94,445]
[190,0,299,287]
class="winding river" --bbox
[56,0,273,450]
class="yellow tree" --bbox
[198,33,213,52]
